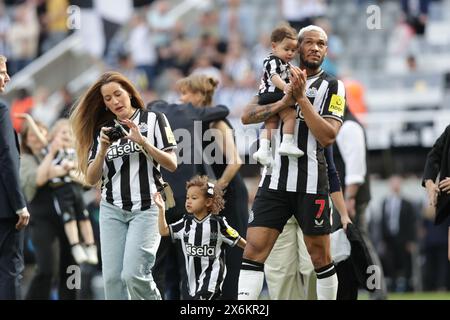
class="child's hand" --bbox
[153,192,165,209]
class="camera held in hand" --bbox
[106,124,126,142]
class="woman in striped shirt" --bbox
[71,71,177,300]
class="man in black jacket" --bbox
[0,55,30,300]
[381,175,417,292]
[149,100,229,299]
[422,125,450,272]
[423,124,450,225]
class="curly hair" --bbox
[186,175,225,214]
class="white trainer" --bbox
[85,244,99,265]
[252,148,274,167]
[71,243,88,265]
[278,142,304,157]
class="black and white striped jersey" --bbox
[169,214,241,297]
[50,147,76,186]
[260,70,346,194]
[258,54,291,94]
[88,108,177,211]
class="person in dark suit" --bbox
[422,124,450,286]
[0,55,30,300]
[380,175,417,292]
[149,99,229,299]
[423,124,450,225]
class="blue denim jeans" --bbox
[99,201,161,300]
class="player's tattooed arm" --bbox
[241,95,294,124]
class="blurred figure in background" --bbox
[46,119,98,266]
[10,87,34,132]
[0,2,11,60]
[380,175,418,292]
[31,87,61,128]
[146,0,176,48]
[57,86,74,119]
[278,0,327,31]
[401,0,430,36]
[18,117,77,300]
[421,205,450,292]
[40,0,69,53]
[128,12,157,89]
[7,2,39,75]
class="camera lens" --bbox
[106,126,124,142]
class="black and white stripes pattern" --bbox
[241,258,265,272]
[89,108,176,211]
[169,214,241,297]
[315,262,337,279]
[258,54,291,94]
[50,148,77,185]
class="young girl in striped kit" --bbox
[155,175,246,300]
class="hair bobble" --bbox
[207,182,215,197]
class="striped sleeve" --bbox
[88,133,100,164]
[218,216,241,247]
[168,217,185,241]
[267,56,282,78]
[153,112,177,151]
[321,79,346,123]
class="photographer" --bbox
[70,71,177,300]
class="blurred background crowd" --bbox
[1,0,450,299]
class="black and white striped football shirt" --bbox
[260,70,346,194]
[169,214,241,297]
[88,108,177,211]
[50,147,76,186]
[258,54,291,94]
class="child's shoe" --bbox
[85,244,99,265]
[71,243,88,265]
[252,148,274,167]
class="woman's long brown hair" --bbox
[69,71,145,176]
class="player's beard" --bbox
[300,52,324,69]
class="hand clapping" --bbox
[289,66,307,101]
